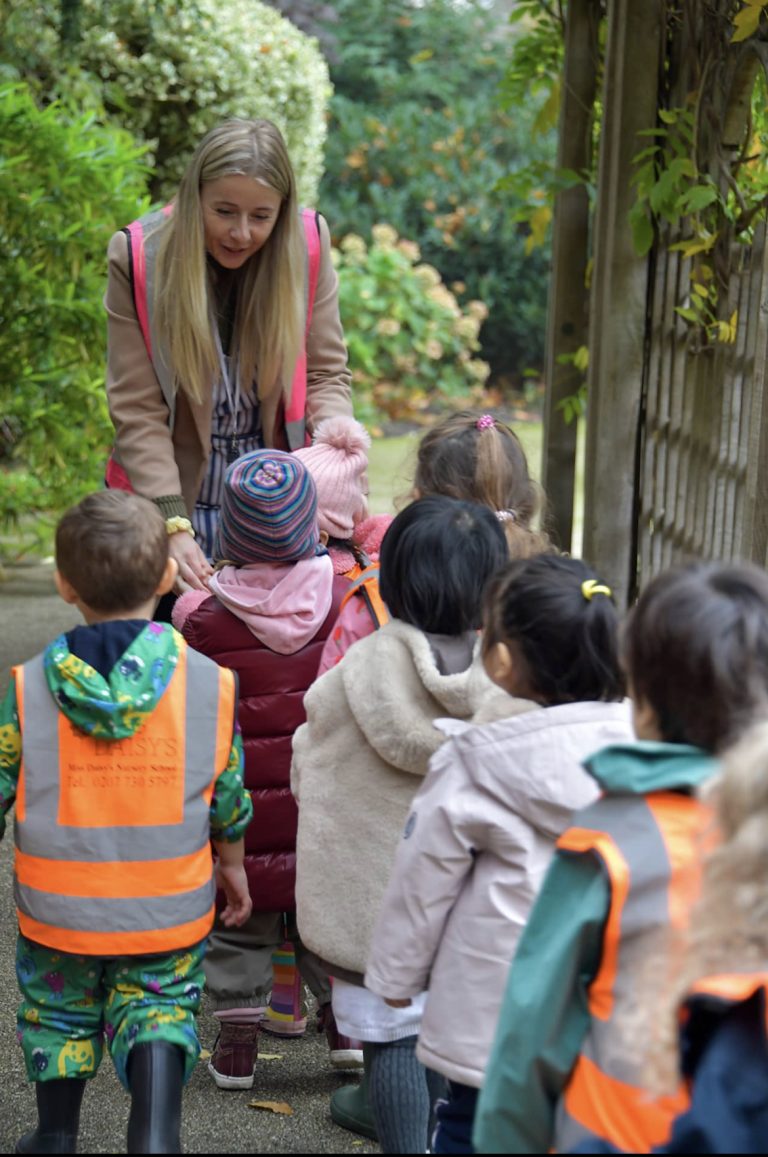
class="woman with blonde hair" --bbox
[104,116,352,598]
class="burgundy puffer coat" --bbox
[180,573,350,912]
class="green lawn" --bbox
[368,421,584,556]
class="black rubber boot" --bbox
[330,1042,378,1142]
[16,1078,86,1154]
[126,1041,185,1154]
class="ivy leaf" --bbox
[731,1,768,43]
[573,345,590,371]
[631,209,655,256]
[669,237,715,256]
[683,184,720,212]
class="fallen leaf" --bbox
[199,1049,212,1060]
[259,1052,284,1061]
[248,1100,293,1116]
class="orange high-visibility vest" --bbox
[553,791,714,1153]
[338,563,389,631]
[13,640,236,956]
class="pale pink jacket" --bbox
[364,697,634,1088]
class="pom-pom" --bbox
[312,416,371,456]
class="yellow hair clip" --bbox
[582,578,612,601]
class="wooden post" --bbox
[542,0,600,553]
[582,0,665,606]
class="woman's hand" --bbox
[168,531,214,594]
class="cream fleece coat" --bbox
[291,619,507,976]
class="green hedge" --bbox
[0,82,149,549]
[2,0,331,204]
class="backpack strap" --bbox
[339,564,390,631]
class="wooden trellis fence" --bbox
[544,0,768,606]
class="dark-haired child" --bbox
[0,489,253,1154]
[291,495,510,1153]
[474,560,768,1155]
[365,554,634,1154]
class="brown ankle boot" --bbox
[208,1021,259,1090]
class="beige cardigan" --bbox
[104,213,352,516]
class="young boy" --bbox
[0,489,253,1154]
[473,561,768,1155]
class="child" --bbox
[630,717,768,1153]
[291,494,510,1153]
[0,490,253,1154]
[296,415,392,662]
[364,554,635,1153]
[230,414,381,1042]
[410,409,550,557]
[317,409,552,676]
[172,448,362,1087]
[473,560,768,1155]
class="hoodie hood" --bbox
[584,739,719,795]
[208,554,334,654]
[338,619,494,773]
[439,699,635,841]
[43,621,182,740]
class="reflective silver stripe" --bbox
[285,417,307,450]
[345,566,380,599]
[16,647,226,863]
[553,796,676,1150]
[15,878,214,932]
[138,212,177,431]
[554,1106,601,1154]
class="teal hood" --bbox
[584,740,719,795]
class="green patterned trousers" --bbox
[15,934,206,1089]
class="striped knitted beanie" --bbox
[213,449,320,564]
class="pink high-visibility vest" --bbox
[106,206,321,490]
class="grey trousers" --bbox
[203,910,332,1012]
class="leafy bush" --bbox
[0,81,150,553]
[1,0,331,204]
[317,0,554,388]
[334,224,490,428]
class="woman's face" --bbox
[201,174,283,268]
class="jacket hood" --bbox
[441,699,635,840]
[208,554,334,654]
[42,622,182,740]
[339,619,494,772]
[584,739,720,795]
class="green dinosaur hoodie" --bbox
[0,620,252,842]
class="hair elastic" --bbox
[496,510,517,523]
[476,414,495,430]
[582,578,612,601]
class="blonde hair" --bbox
[153,118,305,406]
[411,410,554,557]
[642,721,768,1092]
